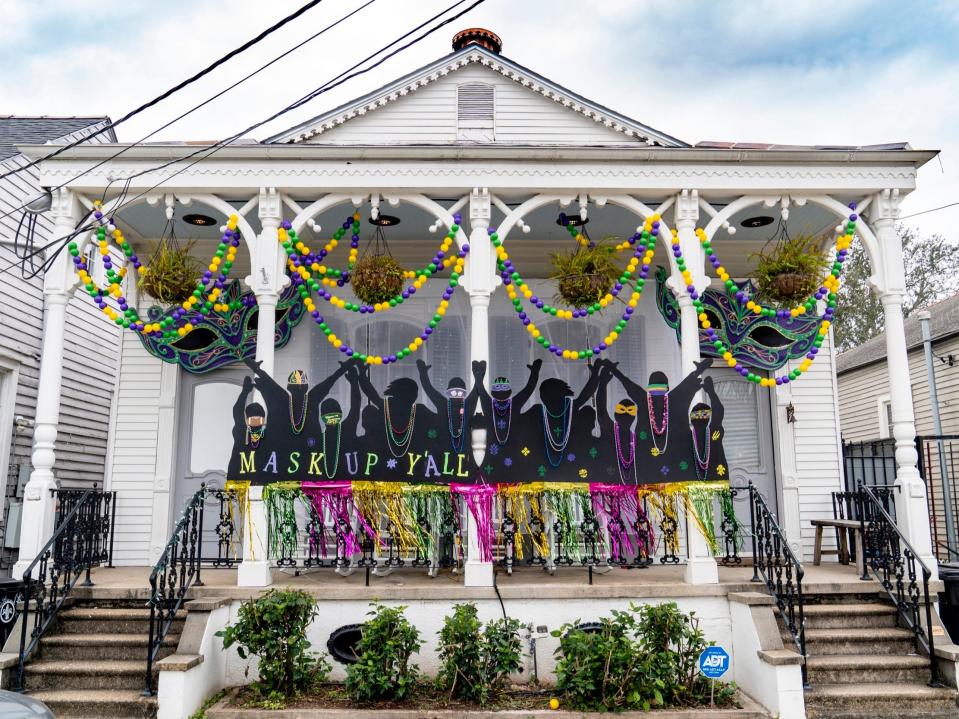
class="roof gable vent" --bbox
[457,82,494,142]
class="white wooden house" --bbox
[4,29,956,719]
[0,116,119,571]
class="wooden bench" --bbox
[811,518,869,577]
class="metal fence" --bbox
[842,436,959,561]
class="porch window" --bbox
[457,82,495,142]
[878,396,893,438]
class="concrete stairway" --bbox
[797,593,959,719]
[21,601,182,718]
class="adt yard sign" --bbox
[699,646,729,679]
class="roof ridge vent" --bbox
[452,28,502,54]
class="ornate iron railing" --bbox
[144,485,240,695]
[16,488,116,691]
[749,482,807,686]
[858,484,941,687]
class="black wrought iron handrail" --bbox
[858,484,941,687]
[748,482,807,686]
[144,485,206,696]
[16,488,116,691]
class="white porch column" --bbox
[237,187,287,587]
[14,189,79,579]
[871,190,937,575]
[465,187,495,587]
[671,190,719,584]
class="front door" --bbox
[174,367,247,560]
[706,368,776,536]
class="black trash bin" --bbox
[939,562,959,644]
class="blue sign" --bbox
[698,646,729,679]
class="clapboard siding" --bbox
[310,64,633,146]
[0,121,120,559]
[105,331,164,564]
[791,334,846,561]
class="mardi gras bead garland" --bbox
[284,215,462,315]
[279,222,469,365]
[69,206,243,339]
[498,215,662,360]
[286,212,463,309]
[671,205,857,387]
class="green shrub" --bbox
[216,589,328,700]
[346,602,422,702]
[550,237,624,308]
[751,233,830,305]
[436,603,523,704]
[553,602,735,711]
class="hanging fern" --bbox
[750,233,829,305]
[351,255,405,305]
[550,238,624,308]
[138,240,202,304]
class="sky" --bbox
[1,0,957,238]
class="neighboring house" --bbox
[837,292,959,556]
[0,116,120,572]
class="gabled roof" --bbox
[837,291,959,374]
[265,45,687,147]
[0,116,115,161]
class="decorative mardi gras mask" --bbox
[615,403,638,416]
[491,376,511,393]
[690,407,712,421]
[322,412,342,426]
[137,280,304,373]
[447,387,468,400]
[656,267,820,370]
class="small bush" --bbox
[553,602,735,711]
[346,602,422,702]
[550,238,624,308]
[436,603,523,704]
[751,233,830,305]
[351,255,405,305]
[217,589,328,700]
[139,240,203,304]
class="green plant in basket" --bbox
[350,254,405,305]
[751,233,829,305]
[550,237,624,308]
[216,589,328,702]
[346,602,422,702]
[138,239,203,304]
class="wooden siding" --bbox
[791,335,846,560]
[0,123,120,556]
[106,330,166,565]
[310,64,635,146]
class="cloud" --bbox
[1,0,956,236]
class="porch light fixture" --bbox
[368,214,400,227]
[741,215,774,228]
[556,212,588,228]
[182,213,217,226]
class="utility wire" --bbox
[0,0,378,226]
[0,0,487,279]
[0,0,327,183]
[900,201,959,220]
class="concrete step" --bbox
[806,653,932,684]
[39,632,179,662]
[800,602,898,629]
[25,659,152,691]
[56,607,183,635]
[26,689,157,719]
[805,682,959,719]
[798,627,916,655]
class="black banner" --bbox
[227,357,727,486]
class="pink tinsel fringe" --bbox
[301,481,376,559]
[451,483,496,563]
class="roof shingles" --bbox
[0,116,112,161]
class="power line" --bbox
[900,201,959,220]
[0,0,487,279]
[0,0,378,226]
[0,0,327,183]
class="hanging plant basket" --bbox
[351,254,405,305]
[550,239,623,308]
[138,240,202,304]
[751,232,830,305]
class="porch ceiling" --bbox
[113,194,851,280]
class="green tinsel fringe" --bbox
[719,488,744,552]
[263,482,304,560]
